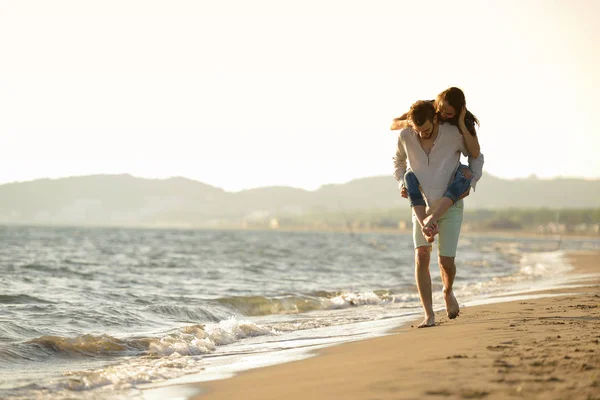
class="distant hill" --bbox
[0,173,598,227]
[464,173,600,209]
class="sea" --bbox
[0,225,598,399]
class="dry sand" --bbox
[188,251,600,400]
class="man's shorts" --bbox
[412,199,464,257]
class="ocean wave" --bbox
[0,320,45,342]
[58,352,202,392]
[454,250,570,298]
[27,334,145,357]
[216,295,323,316]
[145,318,273,357]
[19,263,55,273]
[146,304,223,323]
[0,294,54,305]
[19,263,95,279]
[518,251,570,276]
[215,290,414,317]
[0,318,278,398]
[2,317,274,365]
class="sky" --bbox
[1,0,599,191]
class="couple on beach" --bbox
[392,87,484,328]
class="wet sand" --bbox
[186,251,599,400]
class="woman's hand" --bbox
[458,187,471,199]
[400,186,408,199]
[460,166,473,180]
[458,106,467,131]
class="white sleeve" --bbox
[468,153,484,190]
[393,133,408,189]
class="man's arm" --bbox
[467,153,485,191]
[458,107,481,158]
[461,130,480,158]
[393,133,408,190]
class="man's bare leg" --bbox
[439,255,460,319]
[415,247,435,327]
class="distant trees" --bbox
[270,207,600,234]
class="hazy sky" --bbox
[1,0,599,191]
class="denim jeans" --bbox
[404,164,472,207]
[403,169,426,207]
[444,164,472,203]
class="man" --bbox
[393,100,484,328]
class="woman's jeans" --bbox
[404,165,472,207]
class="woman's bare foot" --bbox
[422,216,439,243]
[417,315,436,328]
[421,227,435,243]
[444,290,460,319]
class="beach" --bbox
[189,251,600,400]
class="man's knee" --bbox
[415,246,431,265]
[438,255,455,271]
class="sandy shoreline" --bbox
[171,251,600,400]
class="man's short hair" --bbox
[407,100,436,126]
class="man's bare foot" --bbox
[444,290,460,319]
[417,315,436,328]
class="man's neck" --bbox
[421,122,439,143]
[431,122,439,140]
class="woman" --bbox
[392,87,480,156]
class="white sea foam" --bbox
[322,291,385,309]
[455,250,577,303]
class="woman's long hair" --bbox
[435,87,479,135]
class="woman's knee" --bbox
[404,170,419,188]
